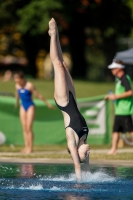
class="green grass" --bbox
[0,151,132,161]
[0,144,112,153]
[0,145,67,152]
[0,79,115,98]
[0,145,132,161]
[0,144,113,153]
[90,153,133,160]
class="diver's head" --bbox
[67,144,90,163]
[78,144,90,163]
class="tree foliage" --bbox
[17,0,63,35]
[0,0,133,79]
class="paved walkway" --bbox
[0,157,132,166]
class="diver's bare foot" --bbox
[48,18,57,36]
[107,149,116,155]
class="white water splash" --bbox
[81,171,115,183]
[41,170,115,183]
[19,184,43,190]
[50,186,62,191]
[6,185,15,189]
[40,174,75,182]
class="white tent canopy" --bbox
[114,48,133,65]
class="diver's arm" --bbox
[67,142,82,181]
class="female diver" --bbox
[48,18,90,181]
[14,71,53,154]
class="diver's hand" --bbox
[86,144,90,154]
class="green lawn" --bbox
[0,145,132,160]
[0,145,67,152]
[0,79,115,99]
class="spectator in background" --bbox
[14,71,54,154]
[105,60,133,155]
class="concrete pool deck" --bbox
[0,158,132,167]
[0,148,132,166]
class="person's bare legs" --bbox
[108,132,119,155]
[49,19,76,101]
[25,106,35,154]
[55,22,76,98]
[130,131,133,137]
[130,131,133,144]
[49,18,69,106]
[20,106,28,153]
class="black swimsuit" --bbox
[55,91,89,139]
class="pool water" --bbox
[0,163,133,200]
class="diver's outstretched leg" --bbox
[49,18,69,107]
[56,24,76,99]
[49,18,76,102]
